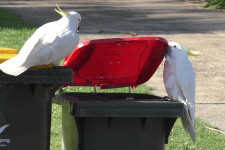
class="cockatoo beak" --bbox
[77,26,80,33]
[162,46,171,57]
[163,46,171,57]
[55,4,69,17]
[167,46,171,56]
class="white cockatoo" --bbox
[163,42,202,142]
[0,4,81,76]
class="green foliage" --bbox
[204,0,225,9]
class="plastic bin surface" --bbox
[63,37,168,89]
[0,67,73,150]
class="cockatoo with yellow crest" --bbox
[163,42,202,142]
[0,4,81,76]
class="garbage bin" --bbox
[54,37,184,150]
[55,93,184,150]
[0,67,73,150]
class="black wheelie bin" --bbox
[54,37,184,150]
[0,65,73,150]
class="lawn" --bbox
[0,9,36,50]
[1,8,225,150]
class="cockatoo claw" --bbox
[162,96,170,101]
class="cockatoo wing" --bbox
[163,53,181,101]
[175,52,196,142]
[20,27,78,70]
[18,21,59,61]
[0,30,43,76]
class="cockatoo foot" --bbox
[30,63,55,69]
[162,96,170,101]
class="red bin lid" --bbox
[63,37,168,89]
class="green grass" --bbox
[1,7,225,150]
[51,104,63,150]
[167,119,225,150]
[61,84,154,94]
[0,8,36,50]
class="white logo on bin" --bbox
[0,124,11,147]
[0,124,10,134]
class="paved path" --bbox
[1,0,225,131]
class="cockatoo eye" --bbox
[78,19,81,22]
[174,45,176,48]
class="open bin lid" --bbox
[63,37,168,89]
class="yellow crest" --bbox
[55,4,69,17]
[186,48,202,56]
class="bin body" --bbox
[0,84,52,150]
[0,67,73,150]
[76,117,166,150]
[55,93,184,150]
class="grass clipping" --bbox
[203,124,225,135]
